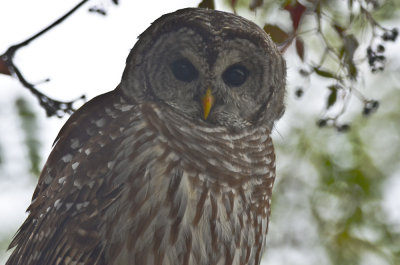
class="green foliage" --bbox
[270,81,400,264]
[198,0,215,9]
[263,24,289,43]
[15,97,41,176]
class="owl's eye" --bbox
[222,64,248,87]
[170,59,198,82]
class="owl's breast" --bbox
[103,103,274,265]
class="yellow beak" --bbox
[201,88,215,120]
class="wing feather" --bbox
[7,90,134,265]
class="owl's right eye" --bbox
[170,59,198,82]
[222,64,248,87]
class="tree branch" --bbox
[0,0,90,117]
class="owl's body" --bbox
[7,8,285,265]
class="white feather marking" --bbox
[121,105,134,112]
[107,161,115,169]
[114,103,134,112]
[73,179,82,189]
[61,153,73,163]
[85,148,91,155]
[222,160,241,173]
[44,175,53,185]
[260,134,267,142]
[207,158,218,166]
[254,167,269,174]
[72,162,80,170]
[76,201,90,210]
[70,138,80,149]
[65,203,73,210]
[239,153,252,163]
[54,199,62,210]
[88,180,95,188]
[96,118,106,127]
[58,176,66,184]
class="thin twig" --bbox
[9,0,89,54]
[1,0,90,117]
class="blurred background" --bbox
[0,0,399,264]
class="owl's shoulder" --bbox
[6,90,140,265]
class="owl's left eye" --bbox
[222,64,248,87]
[170,59,198,82]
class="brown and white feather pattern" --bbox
[7,7,285,265]
[7,91,275,265]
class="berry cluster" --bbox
[367,46,385,72]
[316,119,350,132]
[367,28,398,73]
[382,28,398,42]
[362,100,379,116]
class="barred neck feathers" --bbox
[141,102,275,186]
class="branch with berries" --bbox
[219,0,399,131]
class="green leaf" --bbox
[327,85,338,108]
[15,97,41,176]
[295,36,305,61]
[249,0,263,10]
[339,46,345,59]
[348,61,358,80]
[333,23,345,37]
[348,0,353,10]
[198,0,215,9]
[263,24,289,43]
[343,34,359,61]
[343,34,359,80]
[314,67,336,79]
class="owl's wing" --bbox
[6,90,134,265]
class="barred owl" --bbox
[7,8,285,265]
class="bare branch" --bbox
[1,0,90,117]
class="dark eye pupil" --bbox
[170,59,198,82]
[222,64,248,87]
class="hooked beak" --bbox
[201,87,215,120]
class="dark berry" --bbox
[295,87,304,98]
[337,124,350,132]
[317,119,328,127]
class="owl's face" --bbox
[121,8,286,131]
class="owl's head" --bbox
[120,8,286,131]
